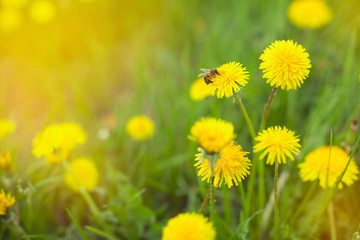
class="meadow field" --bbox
[1,0,360,239]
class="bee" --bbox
[197,68,220,85]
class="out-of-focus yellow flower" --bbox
[195,141,251,188]
[0,8,22,33]
[0,189,15,216]
[33,122,87,163]
[189,78,212,101]
[0,119,16,140]
[259,40,311,91]
[126,115,155,141]
[0,151,12,170]
[162,212,216,240]
[189,118,235,154]
[29,0,56,24]
[288,0,333,29]
[208,62,249,98]
[299,146,359,189]
[2,0,29,9]
[254,126,301,165]
[65,157,99,192]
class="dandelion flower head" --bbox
[259,40,311,91]
[32,122,87,163]
[195,141,251,188]
[254,126,301,165]
[0,150,12,170]
[0,119,16,140]
[0,189,15,216]
[126,115,155,141]
[65,157,99,192]
[162,212,216,240]
[299,146,359,189]
[209,61,249,98]
[189,77,212,101]
[29,0,56,24]
[288,0,333,29]
[190,117,235,154]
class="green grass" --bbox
[1,0,360,239]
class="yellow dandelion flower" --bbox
[189,78,212,101]
[189,117,235,154]
[65,157,99,192]
[126,115,155,141]
[299,146,359,189]
[0,119,16,140]
[0,8,22,33]
[288,0,333,29]
[33,122,87,163]
[195,141,251,188]
[0,150,12,169]
[259,40,311,91]
[209,62,249,98]
[29,0,56,24]
[162,212,216,240]
[0,189,15,216]
[254,126,301,165]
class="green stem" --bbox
[210,156,215,221]
[239,182,248,222]
[62,160,100,216]
[198,190,210,214]
[274,162,279,238]
[260,86,277,131]
[328,202,337,240]
[223,187,231,224]
[236,95,256,141]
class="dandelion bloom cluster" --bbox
[299,146,359,189]
[189,117,235,153]
[195,141,251,188]
[288,0,333,29]
[33,122,87,163]
[259,40,311,91]
[254,126,301,165]
[0,119,16,140]
[0,189,15,216]
[0,150,12,169]
[126,115,155,141]
[189,78,212,101]
[209,61,249,98]
[65,157,99,192]
[162,213,216,240]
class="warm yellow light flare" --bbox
[29,0,56,24]
[195,141,251,188]
[126,115,155,141]
[65,157,99,192]
[288,0,333,29]
[0,189,15,216]
[162,213,216,240]
[209,62,249,98]
[33,122,87,163]
[259,40,311,91]
[254,126,301,165]
[189,77,212,101]
[299,146,359,189]
[189,117,235,154]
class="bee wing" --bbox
[199,68,210,72]
[197,73,207,77]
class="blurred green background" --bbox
[1,0,360,239]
